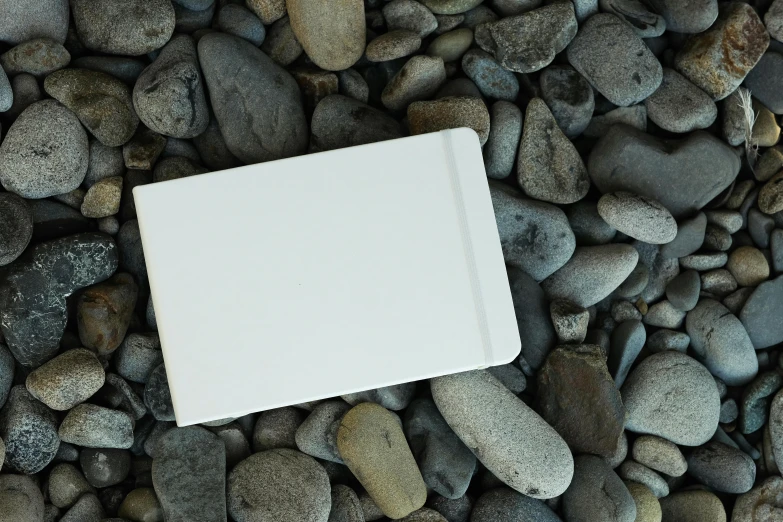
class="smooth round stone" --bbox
[659,490,726,522]
[740,371,783,434]
[383,0,438,37]
[228,449,331,522]
[644,68,717,132]
[660,212,707,258]
[144,364,175,421]
[474,3,577,73]
[727,246,770,286]
[118,488,164,522]
[491,182,575,282]
[566,201,617,246]
[540,65,595,138]
[0,0,69,45]
[674,3,768,100]
[541,244,639,308]
[567,13,662,106]
[686,299,758,386]
[0,38,70,77]
[132,35,209,139]
[253,407,305,451]
[0,100,88,198]
[507,268,556,371]
[246,0,285,24]
[632,435,688,477]
[381,55,446,111]
[687,441,756,494]
[261,16,304,66]
[740,275,783,349]
[518,97,589,204]
[48,463,93,509]
[471,488,560,522]
[287,0,365,70]
[6,73,41,120]
[217,4,265,46]
[430,370,574,499]
[81,176,122,218]
[461,48,518,101]
[0,386,60,474]
[583,105,647,138]
[680,252,728,271]
[115,333,163,383]
[609,320,645,387]
[597,192,677,244]
[484,100,522,180]
[329,484,364,522]
[618,461,669,498]
[295,400,350,463]
[646,329,690,353]
[625,482,661,522]
[408,96,490,145]
[80,448,131,488]
[621,351,720,446]
[58,404,134,449]
[748,208,774,248]
[428,28,473,63]
[0,475,45,522]
[336,68,369,103]
[341,383,416,411]
[437,78,483,100]
[44,69,139,147]
[366,30,421,62]
[666,270,701,311]
[562,455,637,522]
[337,403,426,518]
[310,95,402,152]
[59,493,104,522]
[70,0,175,56]
[421,0,482,14]
[701,268,738,297]
[0,193,32,266]
[25,348,104,411]
[720,399,739,423]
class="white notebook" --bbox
[134,128,520,426]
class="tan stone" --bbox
[727,246,770,286]
[625,482,662,522]
[287,0,365,71]
[659,490,726,522]
[408,96,490,145]
[118,488,164,522]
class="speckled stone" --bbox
[310,95,402,152]
[408,96,490,145]
[26,348,104,410]
[625,482,661,522]
[597,192,677,244]
[118,488,164,522]
[540,65,595,138]
[0,193,32,267]
[381,55,446,111]
[428,29,474,63]
[644,300,686,329]
[366,30,421,62]
[341,383,416,411]
[246,0,285,24]
[48,462,94,509]
[287,0,365,71]
[144,364,175,421]
[383,0,438,37]
[252,407,305,452]
[59,403,134,449]
[76,272,138,355]
[632,435,687,477]
[295,400,350,463]
[666,270,701,311]
[484,100,522,180]
[0,386,60,473]
[430,370,574,499]
[0,38,70,78]
[740,275,783,349]
[618,461,669,498]
[687,441,756,493]
[644,68,717,132]
[80,176,122,218]
[470,487,561,522]
[562,455,637,522]
[328,484,364,522]
[0,474,46,522]
[115,333,163,384]
[659,490,726,522]
[727,246,770,286]
[507,268,556,371]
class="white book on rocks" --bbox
[134,128,521,426]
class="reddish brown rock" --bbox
[77,272,138,355]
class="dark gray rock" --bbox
[645,0,717,33]
[0,38,70,78]
[152,426,227,522]
[253,407,305,452]
[471,487,561,522]
[48,462,94,508]
[562,455,636,522]
[0,344,13,409]
[0,0,69,45]
[427,494,472,522]
[59,493,104,522]
[599,0,665,38]
[615,261,649,298]
[539,65,594,138]
[723,287,754,315]
[117,219,146,280]
[115,333,163,383]
[0,386,59,473]
[133,35,209,139]
[404,398,477,499]
[507,268,556,371]
[583,105,647,138]
[567,13,662,106]
[367,29,422,62]
[740,275,783,349]
[193,113,241,170]
[687,441,756,494]
[106,373,147,420]
[0,233,118,367]
[58,404,134,449]
[174,2,217,33]
[0,193,32,267]
[566,200,616,246]
[484,101,522,180]
[666,270,701,311]
[310,95,403,152]
[490,182,575,281]
[461,49,519,101]
[294,400,350,463]
[0,100,88,198]
[152,156,208,182]
[71,57,147,85]
[81,448,131,488]
[329,484,364,522]
[748,208,775,248]
[686,299,758,386]
[609,320,645,387]
[261,16,304,66]
[744,52,783,114]
[144,364,175,421]
[588,125,740,219]
[84,140,124,187]
[70,0,176,56]
[475,2,577,73]
[217,4,266,46]
[198,32,308,163]
[739,371,783,434]
[644,68,717,132]
[383,0,438,37]
[6,73,41,120]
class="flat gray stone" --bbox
[562,455,636,522]
[295,400,350,463]
[644,68,717,132]
[597,192,677,244]
[58,404,134,449]
[0,0,69,44]
[632,435,687,477]
[484,100,522,180]
[739,275,783,349]
[507,267,556,371]
[310,95,402,152]
[687,441,756,494]
[539,65,594,138]
[471,488,561,522]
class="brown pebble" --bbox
[727,246,770,287]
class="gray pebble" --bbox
[621,351,720,446]
[59,493,104,522]
[81,176,122,218]
[252,407,305,451]
[71,56,146,84]
[144,420,175,458]
[599,0,665,37]
[152,426,227,522]
[0,193,32,266]
[116,333,163,383]
[336,68,369,103]
[687,441,756,494]
[434,14,464,34]
[0,474,45,522]
[632,435,688,477]
[566,200,617,246]
[25,348,104,411]
[679,252,728,271]
[745,52,783,114]
[644,300,685,329]
[550,300,589,344]
[152,156,208,182]
[611,298,642,323]
[383,0,438,37]
[660,212,707,258]
[261,16,303,66]
[342,383,416,411]
[462,5,498,27]
[123,128,167,170]
[427,29,474,63]
[471,487,560,522]
[209,422,251,470]
[6,73,41,120]
[0,100,88,198]
[381,55,446,111]
[49,463,94,509]
[720,398,737,422]
[198,32,307,163]
[70,0,175,56]
[59,403,134,449]
[329,484,365,522]
[173,2,216,33]
[367,30,422,62]
[723,286,754,315]
[686,299,757,386]
[117,219,147,280]
[0,38,70,78]
[646,0,717,33]
[84,140,124,187]
[705,209,744,234]
[427,494,471,522]
[461,48,518,101]
[484,100,522,180]
[106,373,147,420]
[609,320,645,387]
[486,363,527,394]
[748,208,775,248]
[618,461,669,498]
[436,78,482,99]
[0,386,59,473]
[218,4,265,46]
[739,371,782,433]
[597,192,677,244]
[295,400,350,463]
[144,364,175,421]
[646,329,690,353]
[475,2,577,73]
[562,455,636,522]
[582,105,648,139]
[0,0,69,45]
[644,67,717,132]
[740,275,783,349]
[0,344,13,408]
[542,244,639,308]
[703,223,732,251]
[310,95,402,152]
[540,65,594,138]
[727,180,756,210]
[700,268,738,297]
[665,270,701,311]
[507,267,556,371]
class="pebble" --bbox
[475,2,577,73]
[151,156,207,182]
[381,55,446,111]
[740,275,783,350]
[118,488,164,522]
[80,448,131,488]
[486,363,527,394]
[421,0,483,15]
[84,141,124,188]
[198,32,308,163]
[0,474,45,522]
[630,241,679,302]
[647,329,690,353]
[336,68,369,103]
[588,126,740,219]
[601,0,665,38]
[287,0,365,71]
[294,400,350,463]
[152,426,226,522]
[539,65,594,138]
[70,0,175,56]
[366,30,421,62]
[1,233,117,367]
[217,4,265,46]
[461,48,518,101]
[59,493,104,522]
[666,270,701,311]
[660,212,707,258]
[769,0,783,42]
[550,300,589,343]
[567,13,662,106]
[430,369,574,499]
[80,176,122,218]
[674,2,769,100]
[261,16,304,66]
[328,484,364,522]
[59,403,134,449]
[123,129,167,171]
[566,200,617,246]
[537,345,626,458]
[659,490,726,522]
[0,39,70,77]
[618,461,669,498]
[470,487,561,522]
[72,56,146,85]
[48,463,94,509]
[727,246,770,286]
[132,35,209,139]
[597,192,677,244]
[507,268,556,371]
[403,398,477,499]
[706,209,744,233]
[644,300,685,329]
[721,398,739,423]
[174,1,216,33]
[252,407,304,451]
[583,105,648,138]
[426,28,473,64]
[625,482,661,522]
[749,208,775,247]
[644,68,717,132]
[76,272,137,355]
[680,252,728,271]
[25,348,104,410]
[0,100,88,198]
[6,73,41,120]
[0,193,32,266]
[759,171,783,214]
[739,371,782,433]
[632,435,687,477]
[608,320,645,386]
[541,244,639,307]
[383,0,438,37]
[246,0,285,24]
[0,0,68,45]
[407,96,490,145]
[115,333,163,383]
[342,383,416,411]
[721,93,749,146]
[517,97,589,204]
[621,351,720,446]
[0,386,60,473]
[490,182,576,281]
[744,52,783,114]
[144,364,175,421]
[752,99,781,147]
[562,455,637,522]
[686,299,758,386]
[687,441,756,494]
[44,69,138,147]
[0,344,12,408]
[484,100,522,179]
[290,68,339,113]
[701,268,738,297]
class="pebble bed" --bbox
[2,0,783,521]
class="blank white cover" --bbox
[134,128,520,426]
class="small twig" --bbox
[736,87,759,170]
